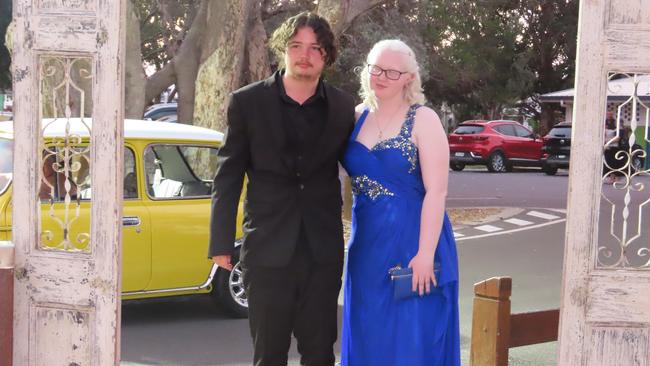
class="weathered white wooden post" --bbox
[12,0,126,364]
[559,0,650,364]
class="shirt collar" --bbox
[276,69,326,104]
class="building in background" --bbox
[539,74,650,168]
[540,74,650,127]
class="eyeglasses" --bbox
[367,64,408,80]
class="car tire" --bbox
[543,165,558,175]
[450,162,465,171]
[632,156,645,173]
[487,151,507,173]
[211,249,248,318]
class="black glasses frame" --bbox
[367,64,409,80]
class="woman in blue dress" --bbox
[341,39,460,366]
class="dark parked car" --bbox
[448,120,543,172]
[540,122,645,175]
[540,122,571,175]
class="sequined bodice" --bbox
[343,104,425,202]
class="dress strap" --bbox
[400,104,422,139]
[351,108,370,141]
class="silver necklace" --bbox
[374,106,404,139]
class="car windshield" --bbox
[548,126,571,138]
[0,137,12,195]
[453,125,484,134]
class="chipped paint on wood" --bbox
[33,16,97,51]
[13,0,125,364]
[14,67,28,82]
[37,0,96,13]
[607,0,650,27]
[559,0,650,364]
[587,277,650,323]
[33,306,91,365]
[96,26,108,47]
[24,29,34,49]
[586,326,649,366]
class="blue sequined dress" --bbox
[341,105,460,366]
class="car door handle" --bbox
[122,216,141,227]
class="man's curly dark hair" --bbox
[268,12,338,67]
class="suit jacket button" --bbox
[299,184,305,190]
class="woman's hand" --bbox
[408,251,437,296]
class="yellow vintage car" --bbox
[0,118,248,317]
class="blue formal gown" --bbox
[341,104,460,366]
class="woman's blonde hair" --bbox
[359,39,426,111]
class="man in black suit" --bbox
[209,12,355,366]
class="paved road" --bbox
[121,169,650,365]
[121,220,565,366]
[447,167,569,209]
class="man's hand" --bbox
[212,255,233,271]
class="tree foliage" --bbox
[419,0,535,121]
[133,0,200,72]
[404,0,577,130]
[328,0,577,130]
[517,0,578,132]
[1,0,579,131]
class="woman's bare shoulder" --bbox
[414,105,441,123]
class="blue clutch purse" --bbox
[388,263,441,300]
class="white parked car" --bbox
[144,102,177,121]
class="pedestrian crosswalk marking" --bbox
[526,210,560,220]
[504,218,533,226]
[474,225,503,233]
[452,208,566,242]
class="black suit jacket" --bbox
[208,73,356,268]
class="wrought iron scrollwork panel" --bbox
[598,73,650,269]
[38,56,93,253]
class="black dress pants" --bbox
[242,242,343,366]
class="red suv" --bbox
[448,120,543,172]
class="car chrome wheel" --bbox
[228,261,247,308]
[488,152,507,172]
[632,156,644,172]
[211,249,249,318]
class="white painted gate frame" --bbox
[12,0,126,364]
[559,0,650,365]
[8,0,650,364]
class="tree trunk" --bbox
[539,103,557,135]
[153,0,206,124]
[193,0,256,131]
[244,4,272,85]
[144,60,176,105]
[124,0,146,119]
[317,0,386,35]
